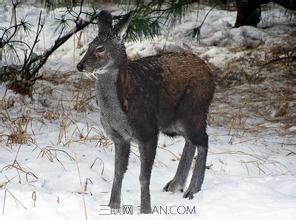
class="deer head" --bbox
[77,10,132,73]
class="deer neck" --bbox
[95,60,128,107]
[94,49,129,109]
[94,60,132,142]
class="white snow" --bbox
[0,3,295,220]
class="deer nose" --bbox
[77,63,84,72]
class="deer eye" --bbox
[95,46,105,53]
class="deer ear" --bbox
[113,11,133,40]
[97,10,113,38]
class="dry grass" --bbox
[73,94,96,112]
[1,112,35,146]
[1,145,38,184]
[2,188,27,215]
[210,45,296,139]
[7,130,31,145]
[32,144,74,169]
[42,110,60,121]
[55,114,112,148]
[0,97,15,110]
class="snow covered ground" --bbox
[0,3,295,220]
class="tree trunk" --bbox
[235,0,296,27]
[234,0,265,27]
[0,48,2,65]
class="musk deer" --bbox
[77,10,215,214]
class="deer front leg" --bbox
[139,137,158,214]
[108,138,130,209]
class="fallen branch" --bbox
[262,56,296,67]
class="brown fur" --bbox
[158,53,214,114]
[117,52,215,135]
[118,67,133,112]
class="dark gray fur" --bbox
[77,10,215,214]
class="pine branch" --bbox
[29,7,98,79]
[0,0,98,94]
[190,3,218,40]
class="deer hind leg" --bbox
[108,136,130,209]
[182,114,209,199]
[163,140,196,193]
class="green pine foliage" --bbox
[45,0,206,40]
[116,0,203,40]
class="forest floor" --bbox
[0,3,295,220]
